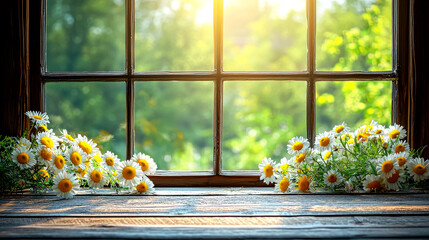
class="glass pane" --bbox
[135,0,214,71]
[316,0,392,71]
[46,0,125,72]
[135,82,213,170]
[45,82,127,160]
[316,81,392,133]
[223,0,307,71]
[223,81,307,170]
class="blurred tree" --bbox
[46,0,393,170]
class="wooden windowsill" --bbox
[1,187,429,239]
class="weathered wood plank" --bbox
[1,193,429,217]
[1,225,429,239]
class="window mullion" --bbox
[213,0,223,175]
[125,0,135,159]
[307,0,316,146]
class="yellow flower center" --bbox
[397,157,406,167]
[66,134,75,141]
[136,182,148,193]
[366,180,382,191]
[17,152,29,164]
[92,155,102,163]
[356,133,367,142]
[278,178,289,192]
[263,164,273,178]
[33,115,42,120]
[395,144,405,153]
[292,142,303,151]
[381,160,394,173]
[40,136,53,149]
[298,176,310,191]
[38,169,50,180]
[347,139,355,145]
[77,168,87,178]
[328,174,337,183]
[413,164,426,175]
[40,148,52,161]
[375,129,382,134]
[324,151,332,160]
[295,153,306,163]
[39,125,48,131]
[387,169,400,183]
[319,137,330,147]
[389,130,400,139]
[334,126,344,133]
[78,141,92,154]
[106,157,115,166]
[58,179,73,193]
[54,155,65,169]
[122,166,137,180]
[136,159,149,172]
[70,152,82,166]
[90,170,103,183]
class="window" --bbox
[42,0,397,186]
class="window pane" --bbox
[316,81,392,133]
[135,0,214,71]
[223,81,307,170]
[223,0,307,71]
[46,0,125,72]
[316,0,392,71]
[135,82,213,170]
[45,82,127,160]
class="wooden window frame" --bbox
[37,0,403,187]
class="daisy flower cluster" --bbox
[1,111,157,199]
[259,121,429,193]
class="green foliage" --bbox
[0,135,53,194]
[45,0,394,170]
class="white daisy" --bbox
[11,145,36,169]
[85,166,108,189]
[130,152,157,175]
[323,169,343,188]
[382,169,404,191]
[101,151,119,171]
[59,129,75,143]
[391,140,410,154]
[287,136,310,155]
[258,157,280,184]
[332,122,350,137]
[386,123,407,140]
[394,152,409,168]
[35,145,54,167]
[132,176,155,195]
[53,171,79,199]
[117,160,144,188]
[15,137,31,149]
[322,150,334,162]
[297,176,311,192]
[75,134,99,157]
[50,150,67,172]
[36,131,59,150]
[25,110,49,126]
[274,176,293,193]
[407,158,429,182]
[368,121,385,138]
[314,132,335,151]
[377,155,399,178]
[65,145,87,170]
[292,150,312,166]
[354,127,370,143]
[362,174,383,192]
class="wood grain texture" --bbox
[1,188,429,239]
